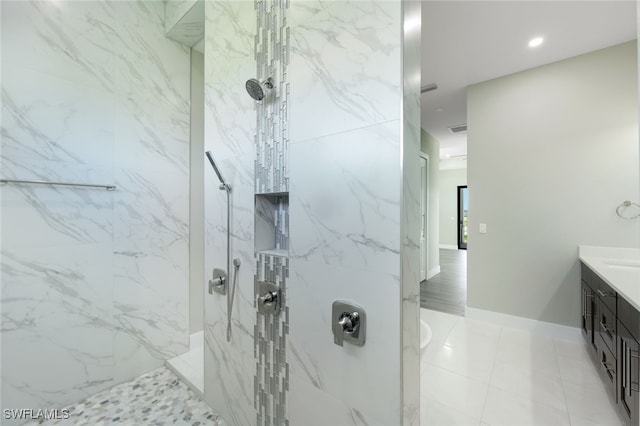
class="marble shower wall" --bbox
[288,0,420,424]
[1,0,190,416]
[203,2,258,426]
[202,0,420,424]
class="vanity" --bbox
[580,246,640,426]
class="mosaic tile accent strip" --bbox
[254,0,290,194]
[274,196,289,252]
[27,367,226,426]
[254,254,289,426]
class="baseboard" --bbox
[439,244,458,250]
[465,307,582,342]
[426,266,440,280]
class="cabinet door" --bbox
[618,322,639,426]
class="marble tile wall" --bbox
[287,0,417,424]
[1,0,190,417]
[203,1,258,426]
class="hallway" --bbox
[420,249,467,316]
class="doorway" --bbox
[457,185,468,250]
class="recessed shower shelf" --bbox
[256,249,289,258]
[255,192,289,255]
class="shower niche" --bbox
[255,192,289,257]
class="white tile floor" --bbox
[420,308,627,426]
[166,312,625,426]
[166,331,204,398]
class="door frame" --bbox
[457,185,468,250]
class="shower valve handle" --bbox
[259,291,278,306]
[338,312,359,335]
[208,268,227,295]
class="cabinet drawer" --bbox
[598,341,618,399]
[618,296,640,342]
[599,302,617,355]
[582,263,617,314]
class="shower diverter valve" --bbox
[209,268,227,295]
[332,300,366,347]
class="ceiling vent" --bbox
[448,124,467,134]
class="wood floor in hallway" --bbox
[420,248,467,316]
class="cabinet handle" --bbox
[601,361,616,374]
[632,349,640,394]
[625,341,630,397]
[600,322,614,338]
[596,288,614,298]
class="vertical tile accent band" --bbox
[255,0,290,195]
[254,0,290,424]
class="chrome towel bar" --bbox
[0,178,116,191]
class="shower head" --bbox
[245,77,273,101]
[205,151,231,192]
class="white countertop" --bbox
[579,246,640,311]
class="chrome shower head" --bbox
[245,77,273,101]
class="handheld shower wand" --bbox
[206,151,231,193]
[205,150,239,342]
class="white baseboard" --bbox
[466,307,582,342]
[426,266,440,280]
[439,244,458,250]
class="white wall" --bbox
[1,0,190,414]
[421,129,441,277]
[467,41,639,327]
[439,168,467,248]
[190,50,204,334]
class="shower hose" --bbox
[227,258,240,342]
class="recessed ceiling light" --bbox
[528,37,544,48]
[435,107,444,112]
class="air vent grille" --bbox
[448,124,467,134]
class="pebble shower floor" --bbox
[28,368,227,426]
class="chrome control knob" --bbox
[338,312,359,335]
[259,291,278,306]
[208,272,226,295]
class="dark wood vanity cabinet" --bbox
[582,262,640,426]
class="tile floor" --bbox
[27,367,225,426]
[24,311,625,425]
[420,308,627,426]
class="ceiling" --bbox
[421,1,637,161]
